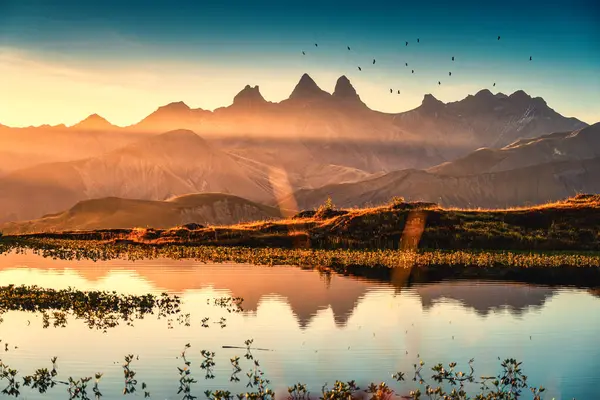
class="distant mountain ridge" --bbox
[0,193,286,235]
[0,74,594,225]
[0,130,277,223]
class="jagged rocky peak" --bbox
[288,73,330,100]
[233,85,267,107]
[333,75,359,99]
[420,94,445,111]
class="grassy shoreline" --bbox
[2,238,600,287]
[4,194,600,252]
[1,194,600,286]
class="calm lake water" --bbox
[0,251,599,399]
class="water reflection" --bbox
[0,251,598,400]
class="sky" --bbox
[0,0,599,127]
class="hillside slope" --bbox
[0,193,285,234]
[0,130,275,223]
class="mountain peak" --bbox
[71,113,115,130]
[232,85,267,107]
[333,75,360,100]
[157,101,191,112]
[509,90,531,101]
[474,89,494,98]
[420,94,445,110]
[288,73,330,100]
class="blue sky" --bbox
[0,0,598,126]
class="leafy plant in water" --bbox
[200,350,216,380]
[178,343,197,399]
[288,383,310,400]
[407,358,548,400]
[67,376,93,399]
[230,356,242,382]
[320,380,360,400]
[244,339,254,360]
[366,382,394,400]
[0,284,181,331]
[0,360,20,397]
[122,354,138,395]
[22,356,59,394]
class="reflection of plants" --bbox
[67,376,92,399]
[0,284,181,331]
[178,344,197,400]
[9,238,599,277]
[244,339,254,360]
[0,352,555,400]
[0,360,20,396]
[200,350,216,380]
[230,357,241,382]
[122,354,138,395]
[22,357,59,393]
[214,297,244,313]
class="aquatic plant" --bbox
[0,347,570,400]
[3,238,600,288]
[0,284,182,331]
[179,343,198,399]
[320,380,360,400]
[200,350,216,380]
[122,354,138,395]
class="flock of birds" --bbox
[302,35,533,93]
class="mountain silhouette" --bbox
[0,73,593,223]
[286,73,331,102]
[70,114,118,131]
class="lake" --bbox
[0,250,599,399]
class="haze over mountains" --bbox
[0,73,596,228]
[0,193,285,235]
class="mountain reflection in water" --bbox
[0,250,599,400]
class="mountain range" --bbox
[291,123,600,210]
[0,73,596,227]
